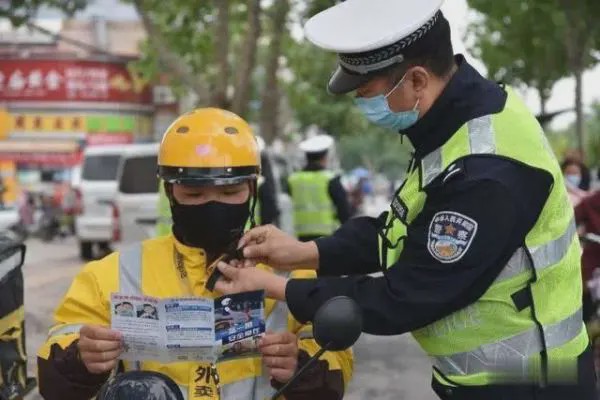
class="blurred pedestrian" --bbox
[288,134,351,241]
[575,192,600,312]
[562,159,588,207]
[256,137,281,226]
[18,193,35,227]
[565,149,591,190]
[348,178,366,216]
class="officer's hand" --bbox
[78,325,123,374]
[215,262,287,300]
[238,225,319,271]
[259,331,299,383]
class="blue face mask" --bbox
[354,74,420,132]
[565,174,581,188]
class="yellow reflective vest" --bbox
[379,88,587,386]
[288,170,338,237]
[38,234,353,399]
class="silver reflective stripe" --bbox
[294,205,335,212]
[178,384,188,400]
[220,377,255,400]
[295,223,337,234]
[47,323,83,339]
[118,243,143,294]
[422,115,496,186]
[297,329,314,340]
[118,245,143,371]
[467,115,496,154]
[422,148,443,186]
[529,217,577,271]
[253,270,290,400]
[495,217,577,283]
[433,308,583,377]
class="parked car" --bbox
[113,143,160,246]
[75,145,125,260]
[0,207,19,237]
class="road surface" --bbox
[21,237,436,399]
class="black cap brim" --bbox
[327,66,374,95]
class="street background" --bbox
[1,0,599,399]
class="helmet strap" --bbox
[164,181,175,205]
[248,179,258,229]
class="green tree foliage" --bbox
[338,132,412,181]
[466,0,569,116]
[0,0,87,25]
[584,103,600,165]
[467,0,600,152]
[282,0,412,176]
[549,102,600,165]
[557,0,600,153]
[130,0,246,107]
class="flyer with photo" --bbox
[111,291,265,363]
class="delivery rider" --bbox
[37,108,352,400]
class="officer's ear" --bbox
[407,66,429,96]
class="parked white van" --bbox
[113,143,160,246]
[75,145,124,260]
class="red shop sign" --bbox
[0,151,82,167]
[0,59,152,104]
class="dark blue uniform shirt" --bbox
[285,56,554,334]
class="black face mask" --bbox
[171,199,250,257]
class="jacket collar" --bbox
[403,55,507,159]
[172,234,209,271]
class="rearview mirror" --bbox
[313,296,363,351]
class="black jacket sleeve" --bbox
[285,156,553,334]
[328,176,352,224]
[314,216,382,276]
[38,341,109,400]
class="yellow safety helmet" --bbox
[158,108,260,186]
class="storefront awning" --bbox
[0,140,82,167]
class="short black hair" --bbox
[306,150,328,163]
[382,13,455,81]
[561,158,583,173]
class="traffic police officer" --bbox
[214,0,597,399]
[288,134,351,241]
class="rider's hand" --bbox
[259,331,299,383]
[78,325,123,374]
[238,225,319,271]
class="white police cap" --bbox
[304,0,445,94]
[255,135,266,152]
[299,134,334,154]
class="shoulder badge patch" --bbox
[427,211,478,264]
